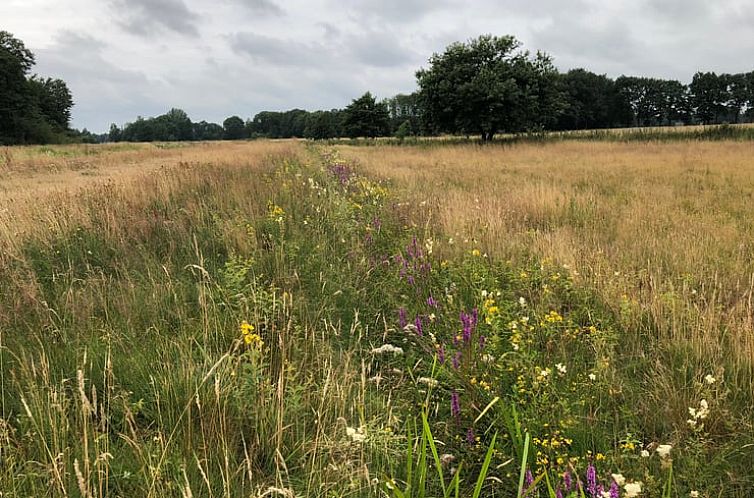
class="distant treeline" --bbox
[4,29,754,145]
[109,66,754,144]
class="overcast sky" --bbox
[3,0,753,132]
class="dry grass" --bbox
[341,140,754,381]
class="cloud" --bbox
[343,0,456,23]
[109,0,199,37]
[34,31,165,130]
[229,32,329,66]
[231,0,284,16]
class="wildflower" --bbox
[656,444,672,459]
[440,454,455,467]
[556,490,564,498]
[704,374,716,385]
[240,321,263,347]
[563,471,572,491]
[417,377,439,388]
[623,482,642,497]
[609,481,620,498]
[452,351,461,369]
[586,463,597,497]
[519,296,527,307]
[438,344,446,364]
[371,344,404,355]
[612,474,626,486]
[690,492,699,498]
[427,296,438,308]
[556,363,567,375]
[588,373,597,381]
[466,427,475,444]
[640,450,650,458]
[414,316,424,336]
[471,249,481,257]
[398,308,407,329]
[451,392,460,419]
[346,426,366,443]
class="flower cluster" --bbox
[240,320,263,347]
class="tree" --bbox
[1,31,75,144]
[108,123,122,142]
[223,115,246,140]
[690,72,728,124]
[557,69,615,130]
[416,35,564,141]
[341,92,390,138]
[304,110,341,140]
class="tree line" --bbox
[0,31,79,145]
[3,30,754,145]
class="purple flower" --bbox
[563,471,572,491]
[407,275,415,286]
[372,217,382,230]
[586,464,597,497]
[414,316,423,336]
[438,344,445,364]
[398,308,407,329]
[609,481,620,498]
[451,392,460,419]
[556,490,563,498]
[427,296,438,308]
[524,469,536,496]
[452,351,461,370]
[479,335,486,349]
[466,427,475,444]
[597,484,605,498]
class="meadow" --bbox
[0,138,752,497]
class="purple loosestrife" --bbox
[610,481,620,498]
[452,351,461,370]
[414,316,423,336]
[466,427,475,444]
[524,470,536,496]
[479,334,486,349]
[438,344,445,364]
[556,490,563,498]
[586,464,597,497]
[427,295,438,308]
[451,392,460,419]
[398,308,407,330]
[563,471,572,491]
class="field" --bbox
[0,139,752,497]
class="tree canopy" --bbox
[417,35,563,141]
[0,31,74,144]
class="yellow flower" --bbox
[240,320,263,347]
[471,249,481,257]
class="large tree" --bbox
[416,35,564,141]
[340,92,390,138]
[690,72,728,124]
[223,115,246,140]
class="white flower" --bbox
[640,450,650,458]
[624,482,642,497]
[704,374,716,384]
[519,297,527,307]
[371,344,403,355]
[656,444,672,459]
[346,426,366,443]
[556,363,567,375]
[690,491,699,498]
[588,373,597,381]
[601,492,611,498]
[440,453,456,466]
[481,290,488,298]
[539,368,551,378]
[611,473,626,486]
[417,377,438,388]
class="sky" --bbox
[2,0,753,132]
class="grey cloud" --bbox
[232,0,284,16]
[229,32,329,66]
[345,30,421,68]
[110,0,199,36]
[344,0,456,23]
[34,31,165,130]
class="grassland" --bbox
[0,139,752,497]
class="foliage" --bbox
[341,92,391,138]
[0,30,74,145]
[416,35,564,141]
